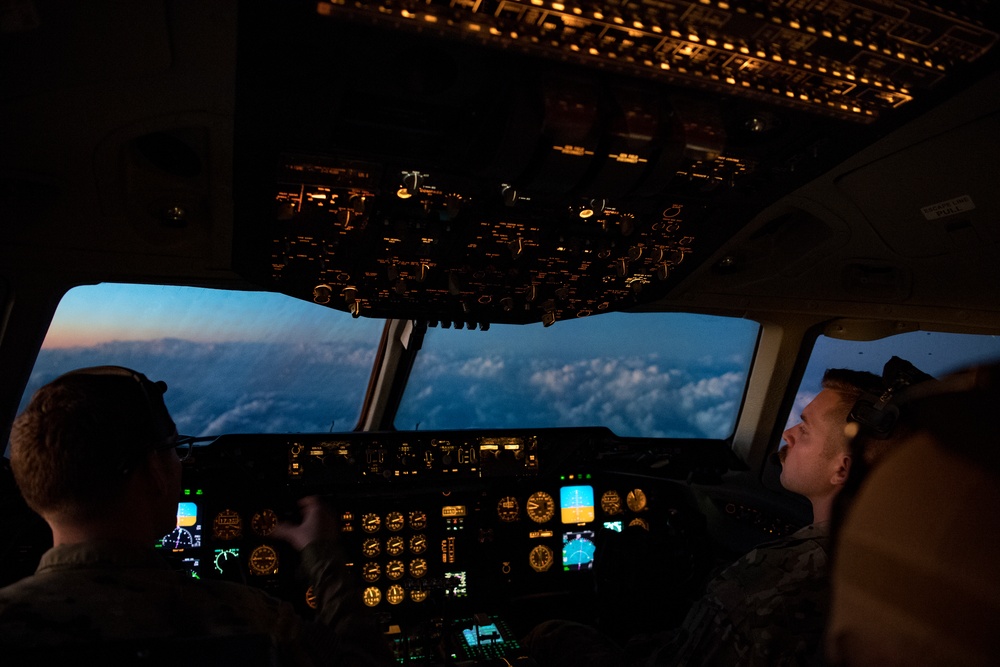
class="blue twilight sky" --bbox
[785,331,1000,430]
[21,283,1000,440]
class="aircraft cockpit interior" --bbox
[2,1,1000,664]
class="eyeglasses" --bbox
[154,435,216,462]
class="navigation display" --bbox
[562,530,597,571]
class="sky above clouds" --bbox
[395,314,758,438]
[25,338,380,435]
[25,284,760,439]
[23,283,1000,441]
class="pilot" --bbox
[0,366,394,665]
[825,361,1000,667]
[525,359,931,667]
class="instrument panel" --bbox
[159,476,662,610]
[154,428,726,662]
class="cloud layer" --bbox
[23,338,751,439]
[398,349,750,438]
[23,339,376,435]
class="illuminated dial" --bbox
[362,538,381,558]
[361,513,381,533]
[409,510,427,530]
[409,558,428,579]
[213,509,242,540]
[249,545,279,576]
[410,589,428,603]
[361,561,381,582]
[362,586,381,607]
[161,527,193,550]
[529,544,554,572]
[213,548,240,575]
[386,560,405,580]
[305,586,318,610]
[601,490,623,515]
[252,509,278,536]
[409,533,427,554]
[386,584,405,605]
[497,496,520,522]
[386,535,404,556]
[526,491,555,523]
[385,511,405,532]
[629,517,650,531]
[626,489,647,512]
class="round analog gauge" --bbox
[386,535,404,556]
[304,586,318,610]
[526,491,555,523]
[252,509,278,536]
[361,513,381,533]
[497,496,520,522]
[409,533,427,554]
[626,488,647,512]
[529,544,554,572]
[361,561,381,582]
[408,510,427,530]
[213,509,242,540]
[385,560,405,580]
[409,558,428,579]
[386,584,405,605]
[629,517,650,531]
[600,490,623,516]
[361,538,381,558]
[385,511,405,532]
[362,586,381,607]
[249,545,279,576]
[410,589,428,603]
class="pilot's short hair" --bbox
[10,366,177,521]
[818,368,883,457]
[821,368,883,414]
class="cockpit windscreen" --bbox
[24,283,759,439]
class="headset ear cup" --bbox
[848,397,899,439]
[847,356,934,440]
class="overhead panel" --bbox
[233,1,998,327]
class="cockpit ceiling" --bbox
[232,1,998,327]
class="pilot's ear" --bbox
[831,454,851,486]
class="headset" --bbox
[847,356,936,439]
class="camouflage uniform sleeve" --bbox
[630,528,830,667]
[297,539,396,666]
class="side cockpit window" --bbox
[786,330,1000,431]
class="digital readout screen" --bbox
[560,485,595,524]
[462,623,505,647]
[158,501,202,552]
[562,529,597,571]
